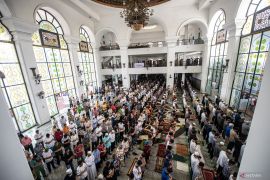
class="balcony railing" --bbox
[128,41,167,49]
[175,58,202,66]
[129,60,167,68]
[99,44,120,51]
[177,38,204,45]
[101,63,122,69]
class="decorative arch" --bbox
[32,8,76,116]
[33,5,71,35]
[205,9,228,96]
[176,18,208,38]
[230,0,270,116]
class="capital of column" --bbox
[118,39,130,49]
[64,35,80,45]
[224,19,246,37]
[165,36,178,47]
[1,17,39,42]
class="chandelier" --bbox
[120,0,154,31]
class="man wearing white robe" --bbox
[85,151,97,180]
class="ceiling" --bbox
[91,0,170,8]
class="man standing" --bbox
[133,160,142,180]
[85,151,97,180]
[42,148,56,173]
[34,130,44,147]
[20,134,35,155]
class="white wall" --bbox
[130,31,165,43]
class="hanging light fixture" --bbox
[120,0,154,31]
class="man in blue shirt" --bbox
[92,146,101,170]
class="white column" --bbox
[238,50,270,179]
[0,87,34,180]
[93,47,102,87]
[64,35,83,97]
[182,73,186,83]
[2,17,50,125]
[166,36,178,89]
[119,42,130,88]
[200,35,211,93]
[220,20,245,103]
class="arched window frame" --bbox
[206,10,228,96]
[230,0,270,116]
[78,27,97,93]
[32,8,76,116]
[0,13,37,132]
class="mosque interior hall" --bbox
[1,0,270,180]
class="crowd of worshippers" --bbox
[183,80,248,180]
[19,78,173,180]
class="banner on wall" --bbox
[134,63,144,68]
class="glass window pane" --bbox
[0,42,17,63]
[48,63,58,78]
[243,74,254,93]
[59,78,67,91]
[236,54,248,72]
[251,75,262,95]
[0,64,24,86]
[33,47,46,62]
[260,31,270,52]
[45,48,54,62]
[63,63,72,76]
[230,89,241,108]
[53,49,61,62]
[52,79,60,93]
[246,53,258,73]
[46,96,58,116]
[239,36,252,53]
[233,72,245,90]
[37,63,50,80]
[55,63,64,77]
[60,50,70,62]
[256,52,267,75]
[66,77,75,90]
[41,80,54,96]
[13,104,36,131]
[7,85,29,107]
[250,33,262,53]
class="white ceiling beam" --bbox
[69,0,100,21]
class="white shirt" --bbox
[133,166,142,180]
[44,136,55,149]
[190,140,197,154]
[95,126,102,137]
[191,154,200,171]
[77,163,88,179]
[69,123,77,133]
[201,113,206,122]
[42,149,53,163]
[216,150,228,168]
[118,123,125,132]
[85,155,95,166]
[109,133,115,142]
[34,132,43,144]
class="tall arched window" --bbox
[230,0,270,116]
[32,8,76,116]
[206,10,228,96]
[78,27,97,92]
[0,16,36,132]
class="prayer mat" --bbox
[176,161,189,173]
[202,168,215,180]
[176,144,189,157]
[172,154,187,163]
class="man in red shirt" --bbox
[54,129,63,142]
[97,141,106,162]
[74,142,84,161]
